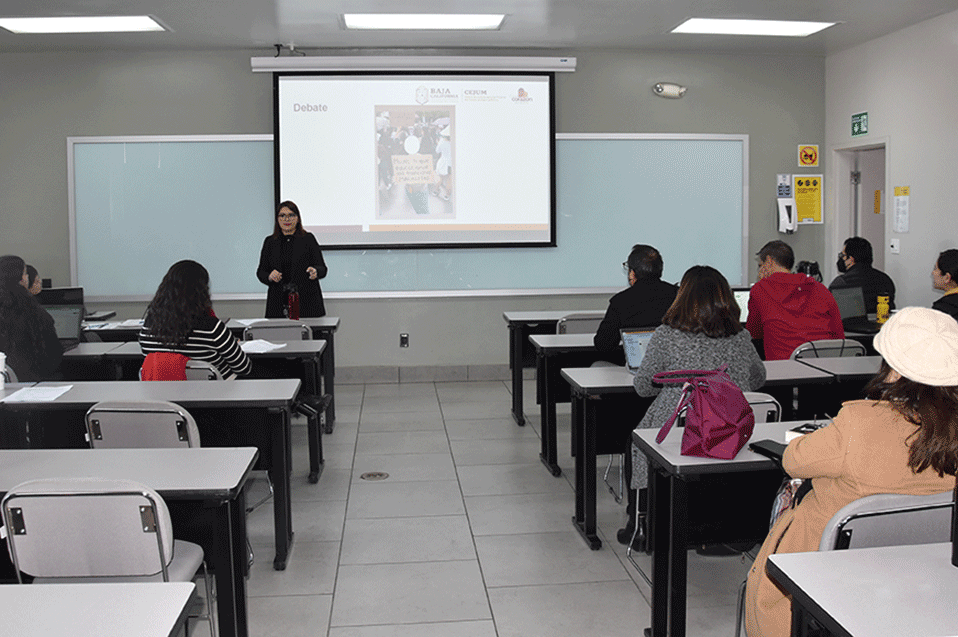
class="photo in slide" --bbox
[375,105,455,220]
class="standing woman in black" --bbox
[256,200,328,318]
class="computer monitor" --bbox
[37,286,84,307]
[620,328,656,373]
[830,286,867,320]
[45,305,84,350]
[732,286,750,324]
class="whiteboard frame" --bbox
[68,132,748,301]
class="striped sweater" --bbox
[139,315,251,380]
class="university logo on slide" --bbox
[416,86,429,105]
[512,88,532,102]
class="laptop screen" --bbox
[620,328,655,371]
[732,287,750,324]
[46,305,84,341]
[831,286,867,320]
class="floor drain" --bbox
[360,472,389,481]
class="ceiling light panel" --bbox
[343,14,505,30]
[0,15,165,34]
[671,18,835,37]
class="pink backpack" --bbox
[653,365,755,459]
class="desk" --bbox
[0,447,257,637]
[768,543,958,637]
[796,355,882,380]
[84,316,341,425]
[0,379,300,571]
[1,582,196,637]
[503,311,583,426]
[562,366,651,549]
[91,341,326,481]
[762,359,834,420]
[634,422,790,637]
[528,333,603,476]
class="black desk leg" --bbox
[320,333,336,431]
[508,323,526,426]
[668,476,690,637]
[269,406,294,570]
[572,392,601,549]
[304,357,324,484]
[649,465,671,637]
[211,489,249,637]
[537,351,561,476]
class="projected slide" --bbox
[276,73,555,249]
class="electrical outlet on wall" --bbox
[400,333,409,347]
[889,239,900,255]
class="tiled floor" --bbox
[240,379,751,637]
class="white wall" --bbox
[825,8,958,308]
[0,47,825,371]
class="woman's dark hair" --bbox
[864,360,958,477]
[144,260,212,346]
[25,264,38,289]
[0,255,56,374]
[627,244,664,280]
[936,249,958,283]
[662,265,742,338]
[271,200,306,238]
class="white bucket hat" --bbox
[873,306,958,386]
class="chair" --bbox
[555,311,604,334]
[734,490,954,637]
[185,359,224,380]
[85,400,201,449]
[788,338,866,360]
[242,319,311,341]
[2,365,18,384]
[744,392,782,423]
[2,477,216,636]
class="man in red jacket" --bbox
[746,240,844,360]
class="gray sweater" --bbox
[631,325,766,489]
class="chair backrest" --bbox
[85,400,200,449]
[2,365,17,383]
[555,311,604,335]
[818,491,954,551]
[2,477,174,580]
[243,320,311,341]
[184,359,224,380]
[744,392,782,423]
[789,338,867,360]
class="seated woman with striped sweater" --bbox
[139,260,251,380]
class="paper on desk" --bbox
[118,319,145,327]
[83,322,109,330]
[2,386,73,402]
[234,319,263,326]
[241,339,287,353]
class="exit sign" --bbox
[852,112,868,136]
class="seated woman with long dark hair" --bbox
[745,306,958,637]
[139,260,251,380]
[0,255,62,381]
[623,265,766,546]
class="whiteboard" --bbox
[69,133,747,300]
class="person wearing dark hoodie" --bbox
[746,240,844,360]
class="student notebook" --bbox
[831,286,881,333]
[620,328,655,373]
[46,305,84,352]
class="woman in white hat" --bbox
[745,306,958,637]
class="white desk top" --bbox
[763,359,834,385]
[503,310,603,323]
[3,378,301,409]
[633,420,799,475]
[63,342,126,357]
[0,447,257,498]
[797,355,882,379]
[228,316,340,330]
[107,340,325,358]
[2,582,196,637]
[561,366,635,393]
[768,543,958,637]
[528,333,597,351]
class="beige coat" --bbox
[744,399,955,637]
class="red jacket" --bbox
[745,272,844,360]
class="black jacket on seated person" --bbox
[828,263,895,314]
[933,293,958,322]
[594,278,678,365]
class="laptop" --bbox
[831,286,881,333]
[732,286,750,324]
[45,305,85,351]
[620,328,656,373]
